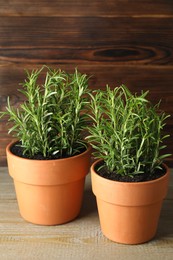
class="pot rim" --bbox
[91,159,170,186]
[91,159,170,205]
[6,140,92,163]
[6,140,92,185]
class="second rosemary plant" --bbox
[87,85,170,178]
[1,66,90,159]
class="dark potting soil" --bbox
[95,161,166,183]
[10,142,87,160]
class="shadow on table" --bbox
[79,180,97,218]
[156,199,173,239]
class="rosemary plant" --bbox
[1,66,90,159]
[87,85,170,177]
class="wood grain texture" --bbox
[0,17,173,49]
[0,0,173,17]
[0,168,173,260]
[0,1,173,165]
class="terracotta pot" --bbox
[6,141,91,225]
[91,159,170,244]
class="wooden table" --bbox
[0,167,173,260]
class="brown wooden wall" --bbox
[0,0,173,166]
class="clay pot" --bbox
[91,159,170,244]
[6,141,91,225]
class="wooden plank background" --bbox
[0,0,173,166]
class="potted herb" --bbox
[87,85,171,244]
[0,66,91,225]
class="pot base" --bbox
[14,178,85,226]
[97,198,162,245]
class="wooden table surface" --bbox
[0,167,173,260]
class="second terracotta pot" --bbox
[6,141,91,225]
[91,159,170,244]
